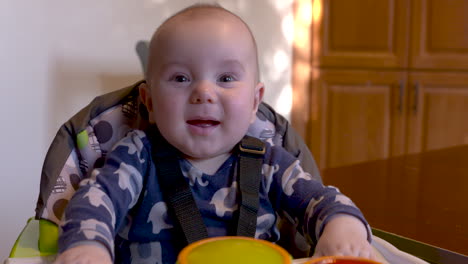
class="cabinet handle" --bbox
[413,82,419,114]
[398,81,404,114]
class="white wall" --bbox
[0,0,293,260]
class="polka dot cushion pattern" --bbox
[38,82,149,224]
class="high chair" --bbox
[7,78,319,261]
[6,41,439,264]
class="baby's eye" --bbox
[218,74,235,82]
[172,75,190,82]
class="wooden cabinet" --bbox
[314,0,468,70]
[309,70,407,169]
[310,70,468,169]
[301,0,468,169]
[314,0,410,68]
[410,0,468,70]
[406,72,468,153]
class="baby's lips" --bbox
[186,119,221,126]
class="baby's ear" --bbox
[139,82,155,122]
[251,82,265,123]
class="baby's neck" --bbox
[185,152,232,175]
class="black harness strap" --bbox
[149,126,265,245]
[149,127,208,245]
[156,155,209,244]
[237,136,265,237]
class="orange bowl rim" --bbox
[177,236,292,264]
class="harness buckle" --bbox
[239,137,266,155]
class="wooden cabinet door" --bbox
[309,70,407,169]
[312,0,410,68]
[406,72,468,153]
[410,0,468,70]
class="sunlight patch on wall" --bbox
[258,0,294,120]
[270,0,294,11]
[282,13,294,46]
[291,0,314,134]
[272,48,292,118]
[275,84,293,118]
[294,0,313,51]
[274,49,290,75]
[312,0,322,23]
[311,0,322,121]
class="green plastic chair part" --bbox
[38,219,59,254]
[9,218,57,258]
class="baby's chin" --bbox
[173,137,239,159]
[182,148,234,161]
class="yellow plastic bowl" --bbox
[305,256,382,264]
[177,236,292,264]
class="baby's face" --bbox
[146,13,263,160]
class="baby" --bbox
[54,4,374,264]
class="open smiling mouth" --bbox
[186,120,221,127]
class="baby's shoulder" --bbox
[110,129,150,153]
[263,142,297,167]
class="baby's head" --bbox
[141,4,264,161]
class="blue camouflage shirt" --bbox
[59,130,370,263]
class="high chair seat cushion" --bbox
[35,81,149,225]
[9,218,57,258]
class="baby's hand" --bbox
[53,244,112,264]
[313,214,376,260]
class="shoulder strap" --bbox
[149,127,208,245]
[237,136,265,237]
[149,126,265,243]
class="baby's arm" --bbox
[268,147,373,258]
[53,244,111,264]
[313,214,374,259]
[56,131,150,263]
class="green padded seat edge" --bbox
[9,218,58,258]
[38,219,59,254]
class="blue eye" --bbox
[219,75,235,82]
[173,75,189,82]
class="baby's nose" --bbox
[190,81,217,104]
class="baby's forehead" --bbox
[146,7,260,81]
[151,10,256,58]
[160,8,249,36]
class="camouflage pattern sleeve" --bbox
[58,130,150,258]
[265,145,372,245]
